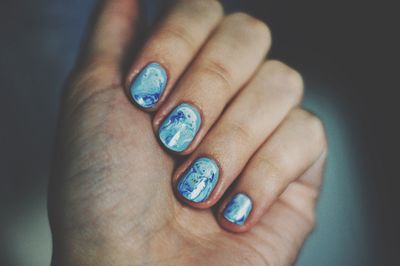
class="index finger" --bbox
[125,0,223,110]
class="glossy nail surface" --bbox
[130,62,167,108]
[223,193,253,225]
[177,157,219,203]
[158,103,201,152]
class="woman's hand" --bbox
[49,0,327,265]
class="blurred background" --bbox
[0,0,397,265]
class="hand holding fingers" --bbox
[52,0,330,263]
[120,2,327,234]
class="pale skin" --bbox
[48,0,327,265]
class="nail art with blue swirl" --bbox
[158,103,201,152]
[177,157,219,203]
[130,62,167,108]
[223,193,253,225]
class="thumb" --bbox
[64,0,141,113]
[82,0,141,69]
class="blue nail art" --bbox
[158,103,201,152]
[130,62,167,108]
[177,157,219,203]
[223,193,253,225]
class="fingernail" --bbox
[158,103,201,152]
[177,157,219,203]
[130,62,167,109]
[223,193,253,225]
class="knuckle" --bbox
[228,121,254,144]
[188,0,224,18]
[228,12,271,40]
[304,197,318,229]
[308,211,317,229]
[322,142,329,156]
[227,12,253,21]
[162,23,196,51]
[200,59,233,95]
[294,109,327,145]
[255,150,294,186]
[257,155,284,182]
[306,112,325,139]
[266,60,304,102]
[68,61,120,98]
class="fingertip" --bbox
[172,155,224,208]
[217,193,256,233]
[126,61,169,111]
[154,101,204,154]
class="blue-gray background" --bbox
[0,0,397,265]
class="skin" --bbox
[49,0,327,265]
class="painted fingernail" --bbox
[130,62,167,109]
[223,193,253,225]
[158,103,201,152]
[177,157,219,203]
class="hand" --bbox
[49,1,327,265]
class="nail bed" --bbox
[223,193,253,225]
[158,103,201,152]
[177,157,219,203]
[130,62,167,109]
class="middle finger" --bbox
[154,13,271,154]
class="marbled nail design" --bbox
[130,62,167,108]
[223,193,253,225]
[158,103,201,152]
[177,157,219,203]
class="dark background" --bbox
[0,0,397,265]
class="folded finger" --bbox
[218,109,327,232]
[172,61,303,206]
